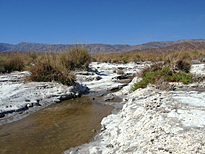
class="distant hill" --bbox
[0,39,205,54]
[128,41,205,54]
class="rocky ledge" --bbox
[0,71,89,126]
[0,62,150,126]
[65,64,205,154]
[1,62,205,153]
[76,61,152,91]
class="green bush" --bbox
[120,55,130,63]
[131,67,192,91]
[192,50,198,54]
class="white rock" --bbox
[190,63,205,75]
[65,63,205,154]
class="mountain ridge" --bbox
[1,39,205,54]
[128,41,205,54]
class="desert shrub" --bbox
[117,70,124,74]
[131,66,192,91]
[192,50,198,54]
[137,62,164,77]
[2,54,25,73]
[28,51,38,62]
[28,62,75,85]
[27,46,90,85]
[131,51,194,92]
[120,55,130,63]
[66,46,91,70]
[175,53,191,73]
[163,51,192,73]
[0,57,6,72]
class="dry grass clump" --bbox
[60,46,91,70]
[27,46,90,85]
[163,51,191,73]
[28,63,75,85]
[0,46,91,85]
[1,53,27,73]
[117,70,124,74]
[36,46,91,71]
[0,57,7,72]
[0,51,41,73]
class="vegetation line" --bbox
[0,48,204,87]
[0,46,91,85]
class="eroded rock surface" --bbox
[76,62,151,91]
[65,63,205,154]
[65,84,205,154]
[1,62,205,153]
[0,62,151,126]
[0,71,89,126]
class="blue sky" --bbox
[0,0,205,45]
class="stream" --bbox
[0,93,120,154]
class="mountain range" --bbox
[0,39,205,54]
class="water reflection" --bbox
[0,96,113,154]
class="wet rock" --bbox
[26,103,33,108]
[112,74,127,81]
[95,76,102,80]
[106,144,114,148]
[103,93,116,101]
[60,94,72,101]
[75,71,95,75]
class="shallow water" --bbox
[0,96,113,154]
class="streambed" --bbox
[0,62,147,154]
[0,95,115,154]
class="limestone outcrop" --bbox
[0,71,89,126]
[65,63,205,154]
[0,62,150,126]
